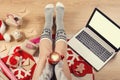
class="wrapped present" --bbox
[2,46,36,80]
[20,40,39,55]
[12,30,25,42]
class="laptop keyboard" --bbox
[76,31,112,62]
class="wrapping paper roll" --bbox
[0,58,18,80]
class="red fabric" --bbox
[9,56,18,65]
[0,33,4,40]
[2,46,36,80]
[67,45,93,77]
[0,20,2,26]
[0,20,4,40]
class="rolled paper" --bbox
[0,70,9,80]
[0,58,18,80]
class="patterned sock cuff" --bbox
[41,28,52,41]
[55,29,67,42]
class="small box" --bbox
[21,39,38,55]
[12,30,25,42]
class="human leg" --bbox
[32,4,54,80]
[54,2,71,80]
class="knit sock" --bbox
[55,2,67,42]
[41,4,54,41]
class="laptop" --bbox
[68,8,120,71]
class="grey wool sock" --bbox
[55,2,67,41]
[41,4,54,40]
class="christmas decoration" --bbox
[9,56,31,79]
[20,40,38,55]
[0,20,11,42]
[2,46,36,80]
[5,14,23,28]
[67,45,94,80]
[12,30,25,42]
[72,61,88,77]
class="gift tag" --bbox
[22,58,30,66]
[22,58,35,71]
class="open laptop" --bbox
[68,8,120,71]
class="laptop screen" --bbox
[88,9,120,50]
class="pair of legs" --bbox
[32,2,71,80]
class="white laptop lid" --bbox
[87,8,120,52]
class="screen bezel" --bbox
[86,8,120,52]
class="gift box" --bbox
[20,40,39,55]
[2,46,36,80]
[12,30,25,42]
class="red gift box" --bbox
[1,47,36,80]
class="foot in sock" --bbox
[55,2,66,41]
[56,2,64,30]
[41,4,54,40]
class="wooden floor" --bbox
[0,0,120,80]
